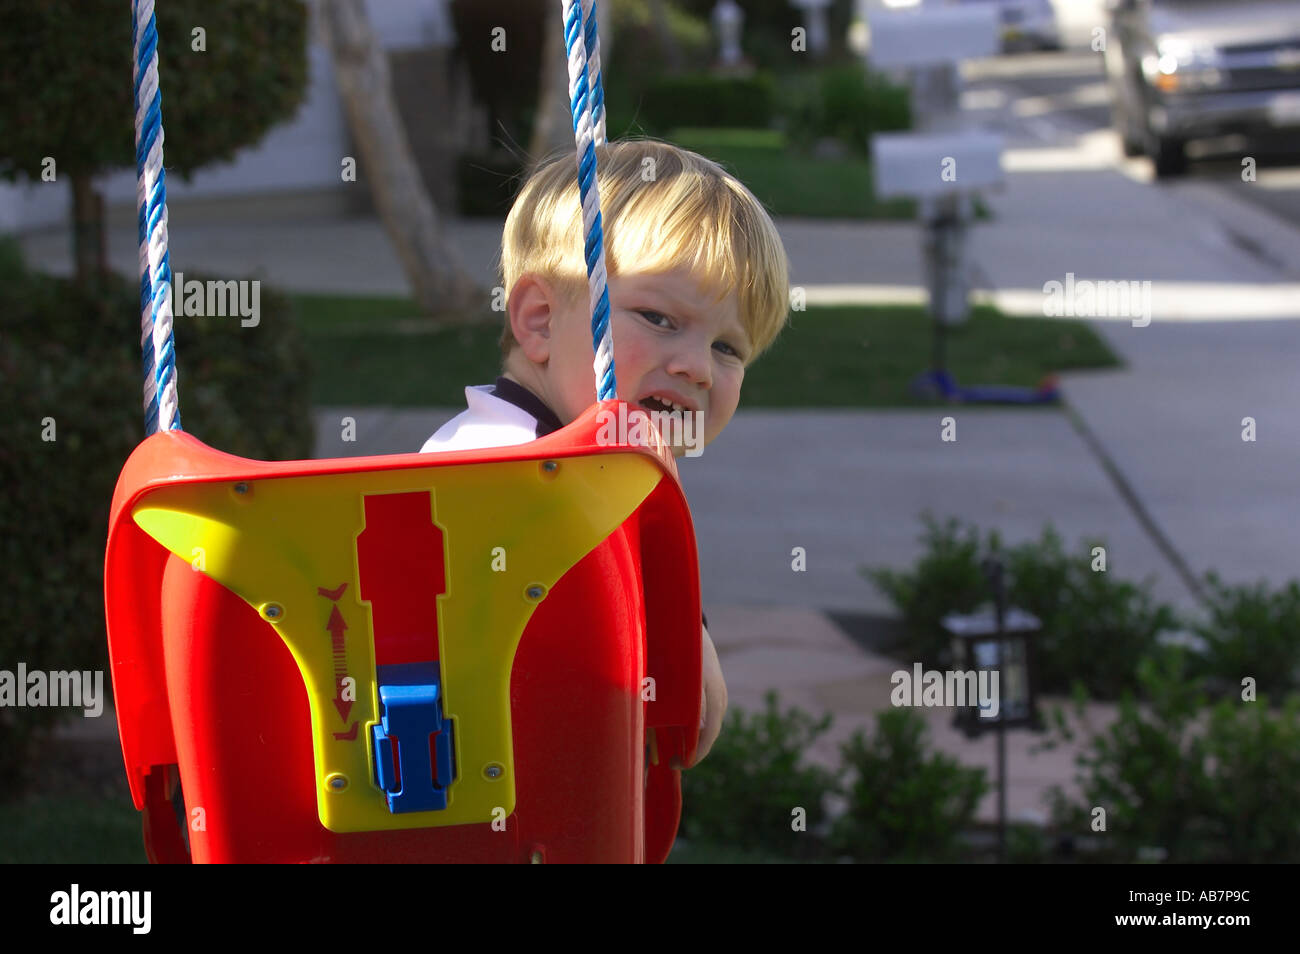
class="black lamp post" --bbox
[941,555,1042,862]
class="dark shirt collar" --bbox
[491,376,564,438]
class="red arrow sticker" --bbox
[324,604,353,724]
[332,721,359,742]
[317,582,348,602]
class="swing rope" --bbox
[562,0,616,402]
[132,0,181,435]
[130,0,613,426]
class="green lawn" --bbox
[0,795,147,864]
[293,294,1121,409]
[666,839,808,864]
[665,127,916,220]
[0,793,792,864]
[744,303,1119,407]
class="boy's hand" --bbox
[691,624,727,766]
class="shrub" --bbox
[1190,571,1300,699]
[0,243,313,793]
[638,73,776,134]
[0,251,140,792]
[1043,651,1300,863]
[865,515,1180,698]
[1006,821,1053,863]
[0,0,309,282]
[777,65,911,156]
[608,0,712,89]
[678,690,839,859]
[1201,690,1300,861]
[863,512,997,669]
[1005,525,1179,698]
[830,707,988,862]
[0,0,308,181]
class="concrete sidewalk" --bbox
[317,404,1204,620]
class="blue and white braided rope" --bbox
[562,0,615,401]
[580,0,607,148]
[132,0,180,434]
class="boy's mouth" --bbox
[633,393,707,458]
[637,393,695,415]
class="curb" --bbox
[1172,180,1300,280]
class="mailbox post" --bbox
[865,0,1003,382]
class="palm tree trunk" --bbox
[528,1,614,163]
[320,0,483,319]
[70,172,106,286]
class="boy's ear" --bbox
[507,274,557,365]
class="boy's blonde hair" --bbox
[498,138,790,366]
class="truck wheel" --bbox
[1107,82,1145,157]
[1152,137,1188,178]
[1112,105,1144,156]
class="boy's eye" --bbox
[636,308,744,360]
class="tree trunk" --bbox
[70,172,106,287]
[319,0,483,319]
[528,1,614,163]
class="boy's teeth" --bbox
[640,394,692,414]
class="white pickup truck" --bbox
[1104,0,1300,177]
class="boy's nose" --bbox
[666,343,711,389]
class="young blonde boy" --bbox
[422,139,790,765]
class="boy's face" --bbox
[508,268,750,455]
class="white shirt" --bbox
[419,378,563,454]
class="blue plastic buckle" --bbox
[370,662,456,813]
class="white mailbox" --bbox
[791,0,833,56]
[873,130,1004,199]
[866,5,999,68]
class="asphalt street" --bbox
[963,49,1300,244]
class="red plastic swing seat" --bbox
[104,400,702,863]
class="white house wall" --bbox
[1,0,454,234]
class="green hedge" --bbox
[864,513,1300,703]
[679,691,989,862]
[776,65,911,156]
[830,707,988,862]
[1003,525,1179,700]
[1191,571,1300,699]
[865,514,1179,699]
[0,242,313,793]
[639,74,776,133]
[1044,653,1300,863]
[679,673,1300,863]
[0,0,308,183]
[678,690,837,859]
